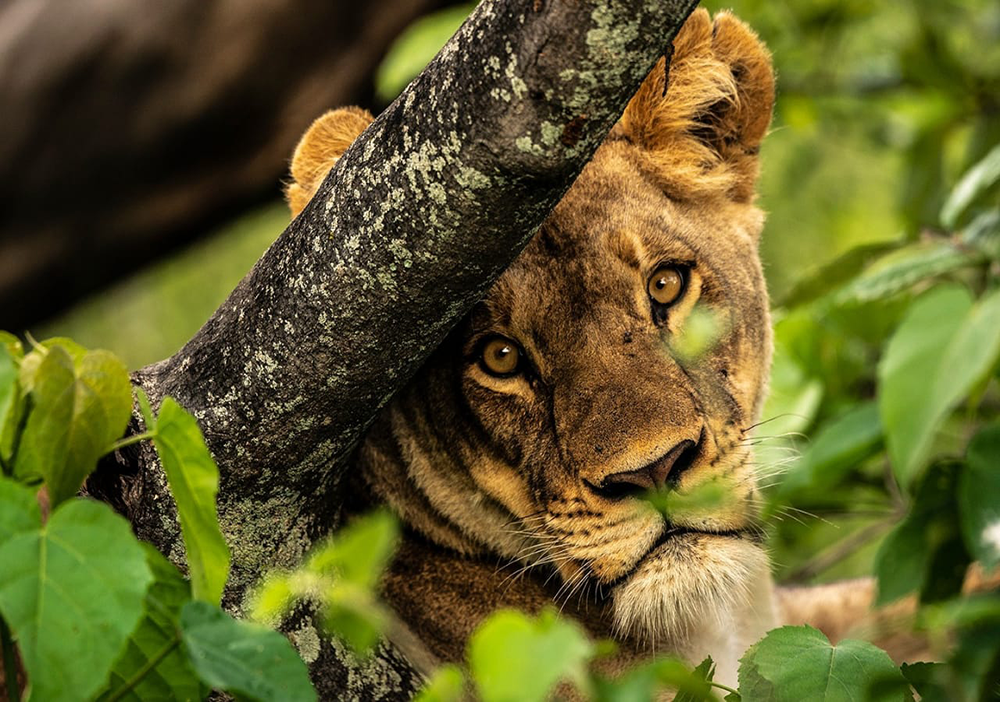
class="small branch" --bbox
[104,636,180,702]
[709,680,739,696]
[1,617,21,702]
[784,519,895,583]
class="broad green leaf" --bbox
[13,345,132,505]
[0,345,23,471]
[671,306,727,363]
[179,601,316,702]
[778,401,882,498]
[961,208,1000,260]
[0,499,152,702]
[899,662,948,702]
[0,332,23,359]
[98,545,202,702]
[777,240,900,309]
[941,143,1000,229]
[251,510,399,655]
[875,463,968,605]
[18,337,89,393]
[145,395,230,604]
[878,286,971,487]
[595,657,718,702]
[468,609,594,702]
[414,664,465,702]
[0,475,39,543]
[959,422,1000,569]
[375,3,475,102]
[308,510,399,589]
[738,626,905,702]
[833,241,984,308]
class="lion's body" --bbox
[286,9,914,688]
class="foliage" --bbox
[0,338,313,702]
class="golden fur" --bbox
[285,10,936,687]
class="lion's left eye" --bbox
[479,336,522,377]
[648,265,685,306]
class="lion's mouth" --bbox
[603,523,755,589]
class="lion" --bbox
[284,9,920,688]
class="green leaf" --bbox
[900,662,948,702]
[596,657,719,702]
[778,401,882,498]
[468,609,595,702]
[738,626,905,702]
[0,344,23,471]
[878,286,971,487]
[179,601,316,702]
[308,510,399,589]
[961,208,1000,260]
[875,463,968,605]
[960,422,1000,570]
[832,241,984,308]
[414,664,465,702]
[0,499,153,702]
[145,395,230,604]
[941,143,1000,229]
[13,345,132,505]
[374,4,475,102]
[98,545,202,702]
[0,475,40,543]
[777,240,901,309]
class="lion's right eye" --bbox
[479,337,522,377]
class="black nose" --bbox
[590,438,700,500]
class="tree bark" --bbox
[87,0,700,697]
[0,0,455,331]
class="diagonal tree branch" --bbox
[90,0,700,696]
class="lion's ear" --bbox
[616,9,774,203]
[285,107,374,218]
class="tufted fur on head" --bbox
[614,8,774,204]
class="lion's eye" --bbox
[480,337,521,377]
[648,265,685,306]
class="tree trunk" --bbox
[0,0,455,331]
[86,0,699,697]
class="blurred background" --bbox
[5,0,999,586]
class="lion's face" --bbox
[288,9,777,649]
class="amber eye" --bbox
[480,337,521,377]
[648,265,685,306]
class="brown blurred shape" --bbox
[0,0,455,330]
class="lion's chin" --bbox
[610,532,770,651]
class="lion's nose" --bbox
[590,438,700,499]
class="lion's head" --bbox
[288,9,775,650]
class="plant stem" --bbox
[109,431,156,452]
[709,680,739,695]
[104,635,180,702]
[784,519,894,583]
[1,617,21,702]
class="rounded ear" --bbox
[615,9,774,203]
[285,107,374,218]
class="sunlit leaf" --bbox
[778,401,882,498]
[961,208,1000,260]
[738,625,905,702]
[375,3,476,102]
[941,143,1000,229]
[179,601,316,702]
[878,286,970,487]
[413,664,465,702]
[595,656,719,702]
[777,241,900,309]
[0,475,39,543]
[142,393,230,605]
[13,345,132,506]
[832,241,983,308]
[468,609,594,702]
[0,344,23,470]
[98,545,202,702]
[959,422,1000,570]
[0,499,152,702]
